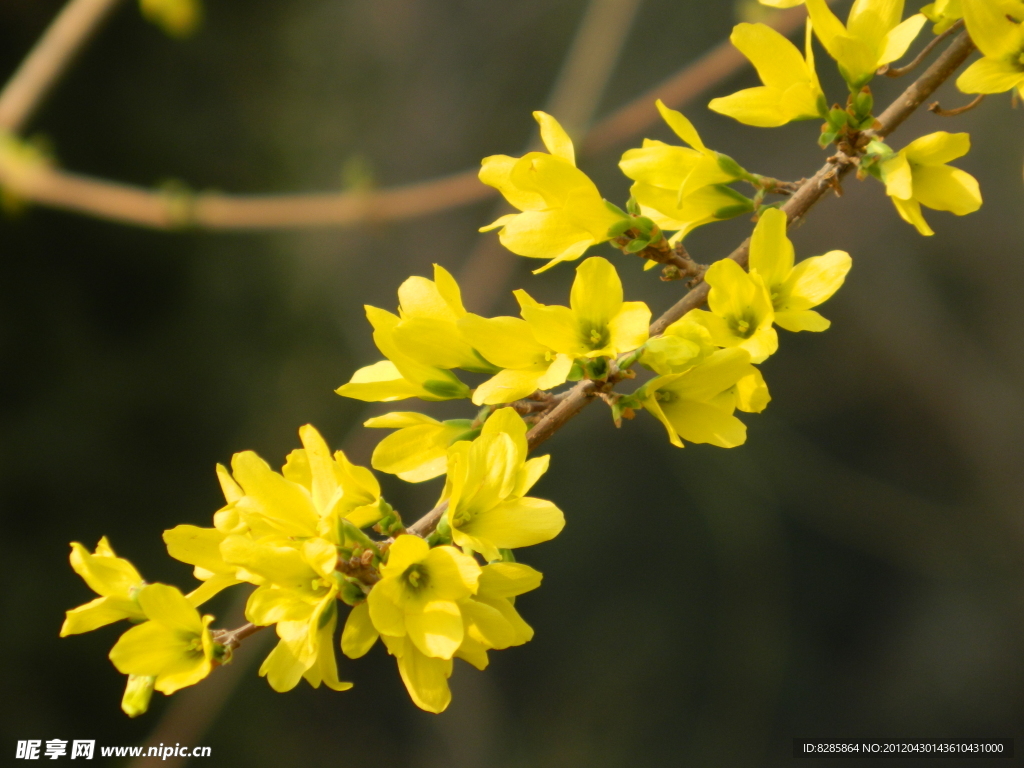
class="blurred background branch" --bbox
[0,1,809,231]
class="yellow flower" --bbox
[640,313,717,375]
[879,131,982,236]
[223,424,387,541]
[455,562,541,671]
[641,348,767,448]
[364,412,478,482]
[747,208,852,332]
[685,259,778,363]
[759,0,806,6]
[514,256,650,362]
[458,313,574,405]
[389,264,498,373]
[442,409,564,562]
[619,101,754,244]
[139,0,201,37]
[479,111,627,273]
[61,538,147,636]
[222,535,351,693]
[957,0,1024,98]
[343,591,458,713]
[335,305,471,403]
[368,535,481,662]
[709,21,826,127]
[108,584,217,696]
[805,0,927,87]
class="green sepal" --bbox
[603,199,629,219]
[317,598,338,630]
[422,378,471,400]
[607,218,633,238]
[716,153,747,179]
[626,195,641,215]
[625,238,649,253]
[567,361,585,381]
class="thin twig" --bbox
[929,93,985,116]
[879,19,963,78]
[0,0,125,132]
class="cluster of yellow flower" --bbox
[63,0,1016,716]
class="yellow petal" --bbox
[480,407,529,464]
[423,545,482,600]
[231,451,319,537]
[903,131,971,166]
[618,141,703,188]
[956,57,1024,94]
[891,195,934,236]
[335,360,426,402]
[259,639,308,692]
[393,636,453,713]
[61,596,139,636]
[607,301,651,355]
[216,464,243,504]
[473,368,546,405]
[364,412,440,429]
[748,207,794,292]
[879,14,927,67]
[708,87,789,128]
[495,209,595,265]
[517,294,585,357]
[341,602,379,659]
[367,579,407,637]
[570,257,623,332]
[730,22,809,89]
[774,309,832,332]
[69,539,142,600]
[660,399,748,448]
[458,314,547,369]
[962,0,1024,59]
[533,111,575,164]
[406,600,464,659]
[371,422,470,480]
[912,165,982,214]
[138,584,202,634]
[461,597,517,649]
[735,368,771,413]
[478,155,545,211]
[478,562,543,598]
[380,534,430,578]
[453,497,565,561]
[780,250,852,311]
[881,152,914,200]
[512,455,550,498]
[655,100,707,152]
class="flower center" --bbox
[729,311,757,339]
[583,324,610,350]
[403,564,430,593]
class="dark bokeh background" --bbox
[2,0,1024,765]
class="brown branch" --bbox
[523,31,977,454]
[212,621,263,652]
[879,19,963,78]
[0,0,125,132]
[0,3,815,230]
[929,93,985,116]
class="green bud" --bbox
[626,196,641,215]
[625,238,649,253]
[603,199,629,218]
[567,361,585,381]
[422,379,470,399]
[607,218,633,239]
[716,153,746,179]
[121,675,156,718]
[339,579,366,606]
[853,88,873,119]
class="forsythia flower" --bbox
[619,101,754,244]
[108,584,217,696]
[758,0,806,6]
[61,538,147,636]
[640,313,717,375]
[365,412,477,482]
[442,408,564,562]
[389,265,498,373]
[748,208,852,332]
[368,535,480,660]
[641,348,768,448]
[957,0,1024,98]
[336,305,471,403]
[479,111,626,272]
[233,538,351,692]
[709,22,825,127]
[879,132,982,236]
[458,314,574,405]
[805,0,927,87]
[515,257,650,362]
[685,258,779,363]
[139,0,201,37]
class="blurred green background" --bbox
[2,0,1024,765]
